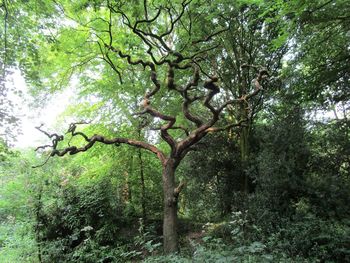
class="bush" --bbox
[0,221,37,263]
[265,215,350,262]
[36,176,126,262]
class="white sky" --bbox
[8,70,73,149]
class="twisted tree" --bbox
[34,0,268,253]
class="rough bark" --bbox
[239,102,250,193]
[138,148,147,221]
[162,158,179,253]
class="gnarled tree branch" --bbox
[34,124,166,167]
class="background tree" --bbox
[179,1,288,217]
[211,2,287,194]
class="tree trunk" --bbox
[240,124,250,193]
[138,148,147,221]
[35,190,43,263]
[162,158,179,253]
[238,67,250,194]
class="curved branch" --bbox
[160,0,191,39]
[203,77,220,116]
[192,27,229,45]
[106,44,154,69]
[150,125,190,136]
[32,155,52,168]
[181,66,203,127]
[134,6,162,29]
[34,124,166,166]
[176,66,269,159]
[217,67,269,114]
[142,100,177,153]
[105,44,161,97]
[106,42,177,152]
[205,119,247,133]
[51,135,165,163]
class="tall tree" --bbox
[270,0,350,116]
[214,2,286,193]
[34,0,269,253]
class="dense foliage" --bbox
[1,0,349,262]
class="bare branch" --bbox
[192,27,229,45]
[143,0,148,20]
[33,124,166,166]
[176,65,269,159]
[203,77,220,116]
[180,66,203,127]
[217,66,269,113]
[142,100,177,153]
[106,44,154,69]
[205,119,247,133]
[32,155,52,168]
[134,6,162,29]
[160,0,191,39]
[150,125,190,136]
[174,181,186,197]
[107,0,194,66]
[35,124,64,149]
[34,144,52,151]
[102,47,178,153]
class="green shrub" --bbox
[266,215,350,262]
[36,176,126,262]
[0,221,37,263]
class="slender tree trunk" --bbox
[240,124,250,193]
[138,148,147,221]
[35,190,43,263]
[162,158,179,253]
[238,65,250,194]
